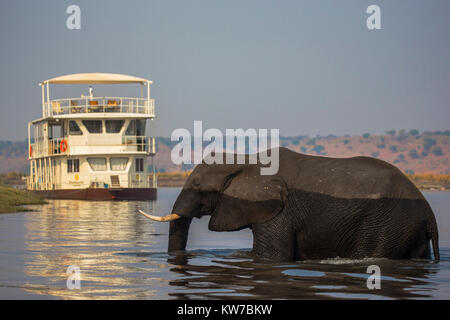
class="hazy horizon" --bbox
[1,1,449,141]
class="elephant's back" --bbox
[280,150,424,201]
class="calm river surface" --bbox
[0,188,449,299]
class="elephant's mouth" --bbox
[198,192,221,217]
[199,211,212,217]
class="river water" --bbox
[0,188,449,299]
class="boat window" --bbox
[136,120,146,136]
[125,120,135,135]
[88,158,107,171]
[110,157,129,171]
[135,158,144,172]
[48,124,63,139]
[67,159,80,173]
[69,120,83,135]
[125,120,146,136]
[82,120,103,134]
[105,120,124,133]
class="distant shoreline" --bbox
[405,173,450,192]
[158,172,450,191]
[156,172,190,188]
[1,130,449,176]
[2,172,448,191]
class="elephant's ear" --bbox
[209,167,287,231]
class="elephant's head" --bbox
[139,156,287,251]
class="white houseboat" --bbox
[26,73,157,200]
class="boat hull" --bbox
[32,188,157,201]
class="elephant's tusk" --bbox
[138,210,181,222]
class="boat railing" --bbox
[30,137,69,158]
[122,136,156,154]
[48,138,68,155]
[30,136,155,158]
[43,97,155,117]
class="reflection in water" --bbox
[1,189,448,299]
[166,251,442,299]
[23,200,167,299]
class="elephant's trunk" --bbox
[168,217,193,251]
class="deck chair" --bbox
[88,100,100,112]
[51,101,63,115]
[107,100,119,112]
[70,100,82,113]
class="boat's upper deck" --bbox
[43,96,155,118]
[38,73,154,120]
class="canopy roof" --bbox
[42,73,152,85]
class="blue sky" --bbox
[0,0,449,140]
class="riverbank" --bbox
[157,172,450,191]
[157,171,191,187]
[406,173,450,191]
[0,185,46,213]
[1,172,448,194]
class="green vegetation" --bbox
[423,137,436,151]
[389,145,398,153]
[394,154,406,164]
[432,147,443,156]
[406,173,450,190]
[181,163,194,171]
[386,130,396,136]
[0,185,46,213]
[312,145,325,155]
[0,172,26,185]
[408,149,419,159]
[396,130,409,142]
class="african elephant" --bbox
[139,148,440,261]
